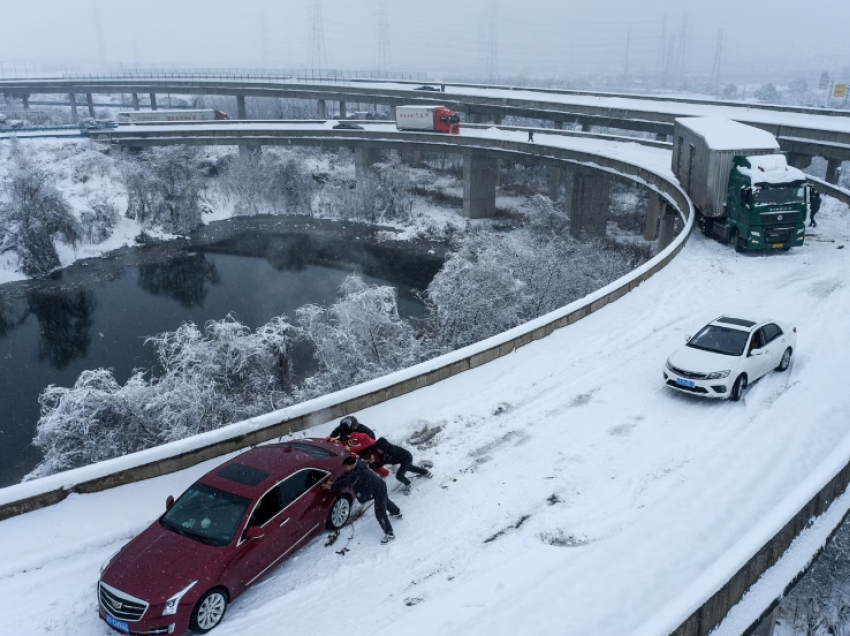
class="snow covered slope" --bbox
[1,197,848,635]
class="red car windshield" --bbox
[161,483,251,547]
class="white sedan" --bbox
[663,316,796,401]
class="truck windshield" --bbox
[754,185,805,207]
[447,114,460,124]
[687,325,750,357]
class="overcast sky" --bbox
[1,0,849,80]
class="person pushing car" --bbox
[324,456,402,545]
[328,415,376,442]
[356,437,432,495]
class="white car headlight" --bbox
[162,581,198,617]
[100,550,120,575]
[705,370,731,380]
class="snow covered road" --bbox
[1,202,849,636]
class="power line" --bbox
[309,0,328,71]
[657,15,668,75]
[378,0,392,71]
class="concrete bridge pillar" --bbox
[68,93,78,123]
[569,172,610,238]
[553,121,564,130]
[150,94,158,110]
[645,195,662,241]
[658,204,676,250]
[826,158,841,185]
[493,114,504,126]
[656,133,668,142]
[355,146,382,183]
[786,152,813,170]
[131,93,140,111]
[22,94,30,110]
[317,99,327,119]
[547,167,562,201]
[581,122,592,133]
[236,95,247,120]
[86,93,95,118]
[339,100,347,120]
[463,151,499,219]
[389,106,397,121]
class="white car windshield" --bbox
[687,325,750,357]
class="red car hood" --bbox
[102,522,226,604]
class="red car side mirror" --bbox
[166,495,175,510]
[244,526,265,541]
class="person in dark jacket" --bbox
[810,189,822,227]
[328,415,376,442]
[324,456,401,544]
[527,130,535,143]
[357,437,432,495]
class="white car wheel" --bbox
[776,348,792,372]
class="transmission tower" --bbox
[261,14,270,67]
[378,1,392,71]
[675,13,689,77]
[309,0,328,71]
[91,0,107,66]
[657,15,668,76]
[485,2,498,83]
[711,30,724,89]
[624,31,631,77]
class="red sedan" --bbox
[98,439,353,635]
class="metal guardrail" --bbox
[52,69,429,84]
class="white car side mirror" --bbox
[750,348,765,357]
[684,335,691,342]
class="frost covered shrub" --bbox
[28,314,300,478]
[219,151,315,216]
[121,146,205,234]
[79,197,120,243]
[0,146,79,276]
[425,199,639,350]
[298,274,421,396]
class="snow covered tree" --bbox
[0,148,79,277]
[122,146,205,234]
[755,83,781,104]
[298,274,421,395]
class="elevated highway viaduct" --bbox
[2,75,849,183]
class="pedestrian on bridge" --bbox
[528,130,535,143]
[809,188,822,228]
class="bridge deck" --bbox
[0,188,848,636]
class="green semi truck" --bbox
[673,117,809,252]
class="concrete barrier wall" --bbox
[0,134,693,522]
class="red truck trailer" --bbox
[395,105,460,134]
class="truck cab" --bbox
[724,155,807,251]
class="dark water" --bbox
[0,216,445,487]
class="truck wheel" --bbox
[730,375,747,402]
[776,348,792,372]
[731,230,745,253]
[326,495,351,530]
[702,217,714,236]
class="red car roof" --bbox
[199,439,347,500]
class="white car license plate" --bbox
[675,378,696,389]
[106,614,129,633]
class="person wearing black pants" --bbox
[358,437,432,495]
[325,456,402,544]
[810,189,822,228]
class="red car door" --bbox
[228,486,290,594]
[277,469,332,547]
